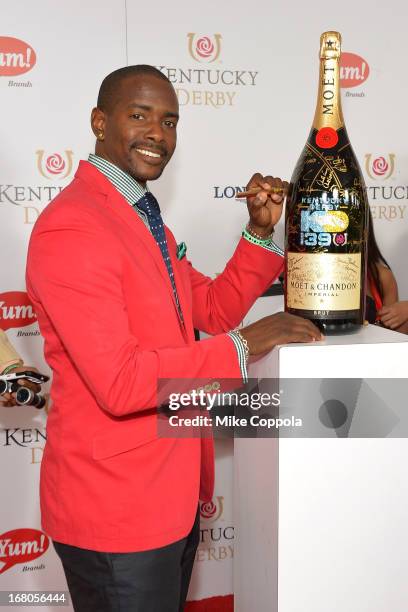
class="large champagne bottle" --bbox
[285,31,368,334]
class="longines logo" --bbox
[155,32,259,108]
[187,33,222,63]
[365,154,395,180]
[36,150,74,180]
[213,185,245,199]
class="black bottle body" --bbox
[285,126,368,334]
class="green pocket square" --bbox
[176,242,187,260]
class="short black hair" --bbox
[97,65,171,112]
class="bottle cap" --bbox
[320,31,341,59]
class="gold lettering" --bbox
[196,548,206,562]
[192,90,203,105]
[174,88,236,108]
[24,206,40,225]
[204,91,216,107]
[31,446,44,464]
[175,88,189,105]
[225,91,236,106]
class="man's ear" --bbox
[90,107,106,139]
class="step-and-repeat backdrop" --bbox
[1,0,407,609]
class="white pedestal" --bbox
[234,325,408,612]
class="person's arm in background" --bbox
[0,330,41,406]
[377,265,408,333]
[0,329,23,373]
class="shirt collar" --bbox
[88,154,148,205]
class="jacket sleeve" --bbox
[189,237,284,334]
[26,216,242,417]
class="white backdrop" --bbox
[1,1,407,610]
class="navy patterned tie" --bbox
[136,192,184,322]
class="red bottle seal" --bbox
[316,127,339,149]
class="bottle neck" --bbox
[312,56,344,131]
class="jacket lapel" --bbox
[75,161,187,333]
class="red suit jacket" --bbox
[26,161,283,552]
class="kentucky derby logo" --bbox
[364,154,395,180]
[199,496,224,522]
[187,33,222,63]
[36,150,74,180]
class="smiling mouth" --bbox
[135,148,163,159]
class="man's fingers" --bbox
[381,315,397,328]
[290,317,323,340]
[300,332,317,343]
[380,314,393,325]
[246,172,264,190]
[250,191,268,208]
[262,176,286,203]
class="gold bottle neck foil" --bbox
[312,31,345,131]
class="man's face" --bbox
[92,74,179,185]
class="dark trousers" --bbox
[53,509,200,612]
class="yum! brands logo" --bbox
[0,529,49,574]
[0,292,36,331]
[0,37,36,76]
[36,150,74,180]
[365,154,396,180]
[340,52,369,90]
[187,33,222,63]
[200,496,224,522]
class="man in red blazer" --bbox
[26,65,321,611]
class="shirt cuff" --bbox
[227,331,248,384]
[242,228,284,257]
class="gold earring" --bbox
[98,131,104,141]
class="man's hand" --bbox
[246,173,289,238]
[378,301,408,330]
[239,312,323,356]
[0,366,41,407]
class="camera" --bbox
[0,370,49,408]
[16,386,46,409]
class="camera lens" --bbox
[16,387,32,405]
[0,379,8,395]
[16,387,45,409]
